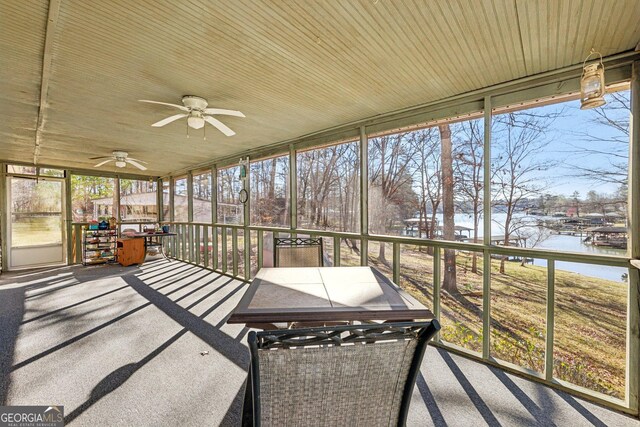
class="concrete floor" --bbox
[0,259,638,426]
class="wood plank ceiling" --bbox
[1,0,639,176]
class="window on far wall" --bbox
[70,175,115,222]
[6,165,64,177]
[6,165,37,175]
[39,168,64,177]
[119,179,157,223]
[162,180,170,221]
[250,155,289,227]
[367,116,483,242]
[490,86,630,256]
[217,166,243,224]
[193,171,212,223]
[174,177,188,222]
[296,140,360,232]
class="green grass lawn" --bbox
[348,243,627,399]
[11,217,62,247]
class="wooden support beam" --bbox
[169,177,175,223]
[626,60,640,413]
[289,144,297,230]
[482,96,492,359]
[333,236,340,267]
[157,178,164,223]
[232,228,238,278]
[34,0,62,164]
[393,242,400,285]
[187,173,194,262]
[0,164,6,271]
[257,230,263,269]
[433,247,441,342]
[212,166,218,270]
[221,227,228,273]
[203,226,209,267]
[360,126,368,266]
[243,160,251,279]
[114,175,121,225]
[64,171,72,264]
[545,260,556,382]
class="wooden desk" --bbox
[119,232,177,265]
[125,232,176,258]
[227,267,433,324]
[117,238,145,266]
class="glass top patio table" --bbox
[227,266,433,324]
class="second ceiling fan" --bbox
[139,95,245,137]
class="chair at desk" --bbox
[243,320,441,426]
[273,237,323,267]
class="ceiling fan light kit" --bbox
[187,115,205,129]
[139,95,245,139]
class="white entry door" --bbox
[7,177,65,269]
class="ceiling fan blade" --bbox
[126,159,148,170]
[94,159,113,167]
[203,108,245,118]
[204,116,236,136]
[139,100,189,112]
[151,113,188,127]
[127,157,147,163]
[89,156,111,160]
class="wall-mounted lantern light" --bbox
[580,49,606,110]
[239,157,249,182]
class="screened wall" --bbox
[0,59,638,416]
[155,70,640,414]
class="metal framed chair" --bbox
[273,237,323,267]
[243,320,441,427]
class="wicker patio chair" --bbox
[243,320,441,427]
[273,237,323,267]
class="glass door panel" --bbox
[8,177,64,269]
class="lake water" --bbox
[428,212,628,283]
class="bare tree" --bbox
[514,221,552,266]
[571,190,580,217]
[565,91,630,186]
[369,132,419,263]
[453,119,483,272]
[406,128,441,242]
[217,167,242,223]
[296,143,360,263]
[492,111,559,273]
[250,157,289,225]
[335,145,360,232]
[440,124,457,293]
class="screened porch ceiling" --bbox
[2,0,640,177]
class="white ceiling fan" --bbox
[90,151,147,170]
[139,95,245,137]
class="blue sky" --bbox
[521,90,629,197]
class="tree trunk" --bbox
[427,205,438,256]
[268,159,276,199]
[378,242,387,265]
[440,124,457,293]
[500,214,511,274]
